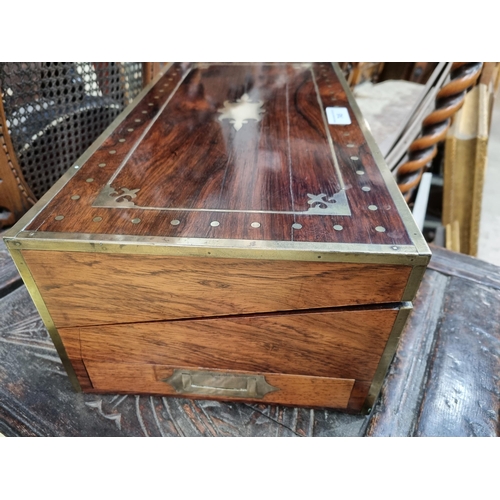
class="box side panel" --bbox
[61,308,398,380]
[21,250,411,328]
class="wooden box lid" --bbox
[5,63,430,265]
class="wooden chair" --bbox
[342,62,484,202]
[0,62,146,228]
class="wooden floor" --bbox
[1,238,499,436]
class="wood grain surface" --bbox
[59,307,398,381]
[25,63,412,246]
[0,285,365,436]
[1,246,499,435]
[84,362,355,409]
[22,249,411,328]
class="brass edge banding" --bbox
[7,232,428,265]
[2,63,175,240]
[331,63,432,259]
[401,265,428,302]
[7,249,82,392]
[361,303,413,414]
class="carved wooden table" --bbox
[1,237,499,436]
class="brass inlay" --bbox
[6,249,82,392]
[362,304,413,414]
[217,93,265,131]
[3,63,430,276]
[164,369,279,399]
[92,64,352,218]
[94,185,140,208]
[306,192,349,215]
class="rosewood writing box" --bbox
[4,63,431,412]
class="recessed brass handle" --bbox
[163,369,279,399]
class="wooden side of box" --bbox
[57,306,399,410]
[21,249,411,328]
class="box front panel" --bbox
[22,250,411,328]
[57,306,400,409]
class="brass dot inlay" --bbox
[71,195,80,200]
[55,215,64,221]
[171,219,180,226]
[375,226,386,232]
[93,216,103,222]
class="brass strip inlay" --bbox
[93,186,351,216]
[361,303,413,414]
[7,249,82,392]
[94,63,351,217]
[331,63,431,259]
[7,232,427,265]
[164,369,279,399]
[106,66,193,185]
[310,65,346,191]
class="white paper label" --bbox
[326,107,351,125]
